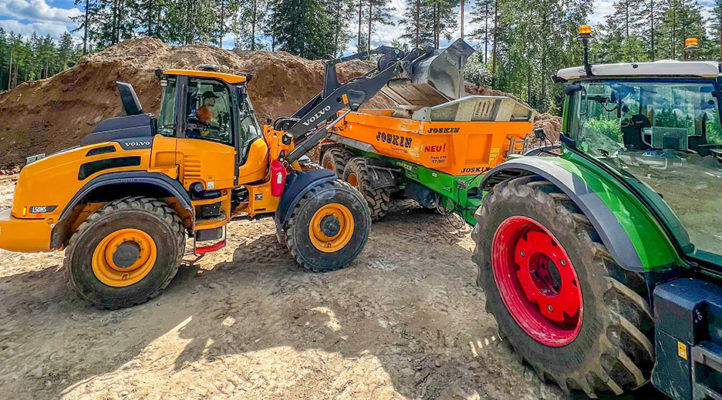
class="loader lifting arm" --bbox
[274,46,428,142]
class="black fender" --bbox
[52,171,193,248]
[479,157,644,272]
[363,157,398,189]
[275,169,337,226]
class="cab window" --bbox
[158,77,177,136]
[237,87,262,159]
[186,79,232,145]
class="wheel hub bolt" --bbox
[547,305,553,312]
[520,251,525,257]
[560,260,566,266]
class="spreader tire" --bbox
[284,180,371,272]
[343,157,391,221]
[472,176,654,398]
[320,146,354,177]
[64,196,185,310]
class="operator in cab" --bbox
[196,91,218,123]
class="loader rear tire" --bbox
[321,146,354,177]
[472,176,654,398]
[284,180,371,272]
[343,157,391,221]
[64,196,185,310]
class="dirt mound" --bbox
[0,38,393,168]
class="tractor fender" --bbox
[275,169,337,226]
[52,171,193,248]
[479,157,646,272]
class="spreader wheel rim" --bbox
[346,172,359,187]
[491,216,583,347]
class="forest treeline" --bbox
[2,0,722,114]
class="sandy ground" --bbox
[0,175,663,400]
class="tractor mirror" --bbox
[565,83,583,95]
[116,81,143,116]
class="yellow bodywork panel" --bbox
[238,139,269,184]
[162,69,247,84]
[0,142,151,252]
[10,143,150,221]
[0,209,53,252]
[175,138,236,191]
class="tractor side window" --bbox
[185,79,232,145]
[158,77,177,137]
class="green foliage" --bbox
[400,0,459,49]
[464,53,492,87]
[468,0,494,63]
[0,30,82,92]
[490,0,591,113]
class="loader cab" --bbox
[558,64,722,266]
[158,71,262,159]
[156,70,267,189]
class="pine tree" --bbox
[72,0,103,53]
[469,0,494,63]
[710,0,722,60]
[366,0,394,53]
[328,0,355,56]
[399,0,435,48]
[272,0,335,59]
[657,0,705,59]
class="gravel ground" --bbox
[0,176,661,399]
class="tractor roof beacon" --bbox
[0,44,460,309]
[472,26,722,399]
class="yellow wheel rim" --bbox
[308,203,355,253]
[92,228,157,287]
[346,173,359,187]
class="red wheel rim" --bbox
[491,216,583,347]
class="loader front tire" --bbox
[285,180,371,272]
[472,176,654,398]
[64,196,185,309]
[343,157,391,221]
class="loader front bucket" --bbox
[381,39,475,107]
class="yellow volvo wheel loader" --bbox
[0,46,459,309]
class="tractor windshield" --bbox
[568,79,722,259]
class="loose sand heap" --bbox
[0,38,561,168]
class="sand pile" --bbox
[0,38,393,168]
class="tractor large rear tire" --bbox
[284,180,371,272]
[472,176,654,398]
[343,157,391,221]
[64,196,185,310]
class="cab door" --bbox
[174,76,237,191]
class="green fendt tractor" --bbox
[472,28,722,398]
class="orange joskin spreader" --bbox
[320,74,536,223]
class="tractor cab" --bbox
[557,53,722,266]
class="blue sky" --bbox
[0,0,717,49]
